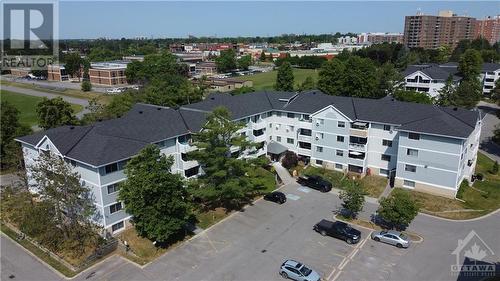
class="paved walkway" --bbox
[379,181,393,199]
[272,162,294,185]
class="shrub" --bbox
[492,161,499,174]
[281,151,298,169]
[81,80,92,92]
[456,180,469,199]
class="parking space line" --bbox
[331,269,342,281]
[326,268,337,281]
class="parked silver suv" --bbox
[371,230,410,248]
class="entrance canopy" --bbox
[267,141,288,155]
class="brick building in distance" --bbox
[47,64,69,81]
[474,15,500,44]
[404,11,476,49]
[89,61,129,86]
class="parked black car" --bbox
[313,219,361,244]
[264,191,286,204]
[297,175,332,192]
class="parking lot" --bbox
[5,179,499,281]
[140,182,415,281]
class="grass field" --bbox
[236,68,319,90]
[1,90,84,127]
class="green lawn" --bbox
[236,68,319,90]
[387,152,500,220]
[1,90,83,127]
[301,166,387,198]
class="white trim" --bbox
[395,128,468,140]
[311,104,353,122]
[399,145,461,156]
[398,161,459,174]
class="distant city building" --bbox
[402,62,500,97]
[89,61,129,86]
[47,64,69,81]
[357,32,404,44]
[9,67,31,78]
[122,55,145,62]
[338,36,357,45]
[474,15,500,44]
[404,11,476,49]
[203,78,253,92]
[195,61,218,76]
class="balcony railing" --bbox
[349,143,366,151]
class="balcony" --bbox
[350,122,368,137]
[348,150,365,160]
[349,136,367,151]
[179,142,197,153]
[250,120,266,130]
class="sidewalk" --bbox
[272,162,294,185]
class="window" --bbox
[269,136,272,140]
[107,184,120,194]
[380,169,389,176]
[336,150,344,157]
[111,221,124,232]
[298,142,311,150]
[316,159,323,165]
[381,154,391,161]
[105,163,118,174]
[269,123,272,128]
[287,113,295,118]
[109,202,123,214]
[185,166,200,177]
[335,163,343,170]
[299,128,312,136]
[316,146,323,153]
[276,111,282,117]
[287,138,294,144]
[405,164,417,172]
[338,121,345,128]
[408,133,420,140]
[276,136,282,142]
[382,139,393,147]
[403,180,415,187]
[155,140,167,148]
[337,136,345,142]
[383,125,391,131]
[267,112,272,117]
[407,149,418,157]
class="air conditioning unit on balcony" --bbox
[315,137,319,140]
[315,121,320,126]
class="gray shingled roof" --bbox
[403,64,461,81]
[17,90,480,167]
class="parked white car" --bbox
[106,88,122,94]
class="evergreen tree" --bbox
[275,62,294,91]
[297,76,316,91]
[436,74,456,106]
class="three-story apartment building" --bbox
[16,90,482,235]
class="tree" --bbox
[275,62,294,91]
[281,151,298,169]
[29,152,99,253]
[64,52,83,81]
[338,182,365,219]
[458,49,483,80]
[318,59,345,95]
[259,50,267,62]
[215,49,237,73]
[377,63,403,96]
[237,55,252,70]
[231,86,255,95]
[451,79,482,109]
[297,76,316,91]
[187,107,266,209]
[377,191,419,230]
[342,56,380,98]
[36,97,78,129]
[82,58,91,80]
[1,101,31,170]
[436,74,456,106]
[393,90,434,104]
[81,80,92,92]
[119,145,191,243]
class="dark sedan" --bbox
[264,191,286,204]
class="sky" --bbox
[58,1,499,39]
